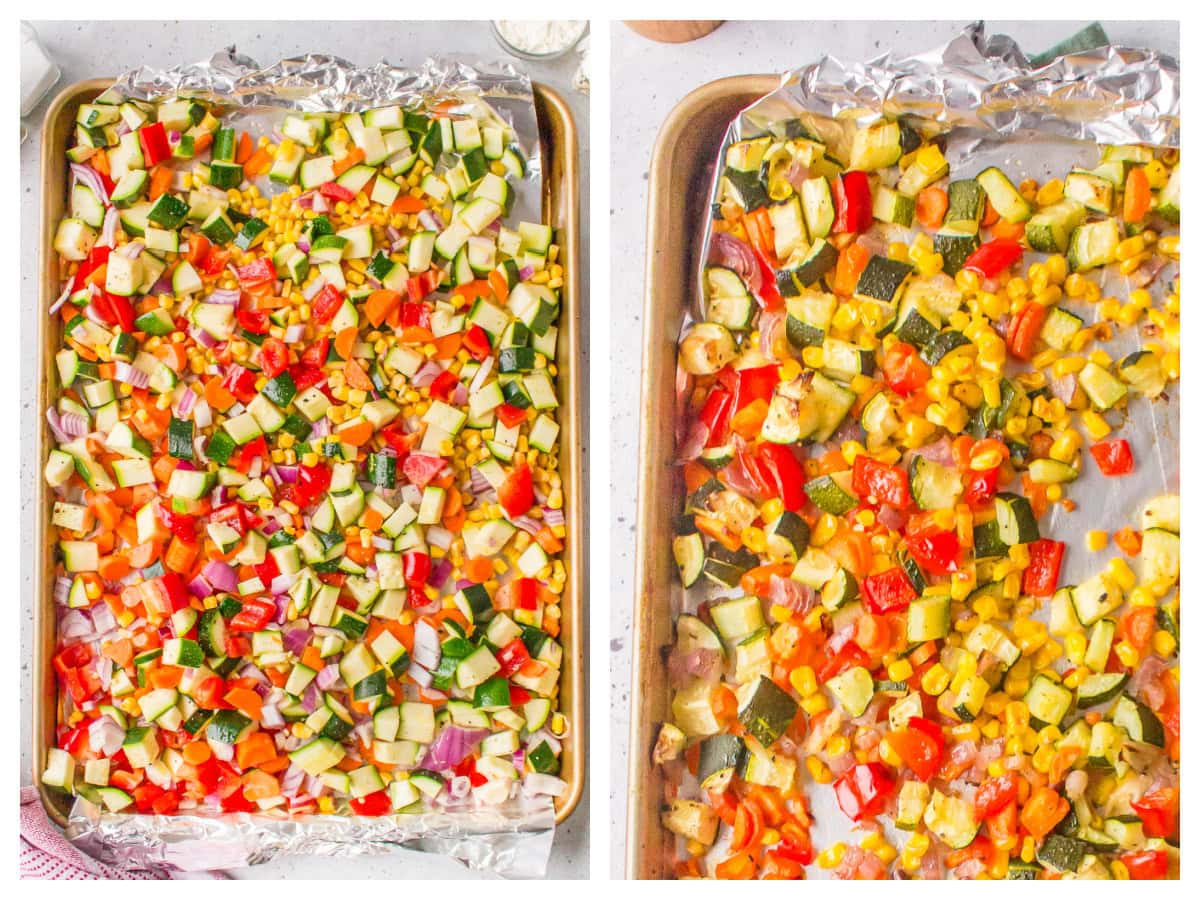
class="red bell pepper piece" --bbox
[1090,438,1134,476]
[105,293,136,333]
[137,122,170,167]
[429,369,460,402]
[889,716,945,781]
[236,308,270,334]
[311,284,344,325]
[962,238,1024,278]
[833,762,895,821]
[852,455,912,508]
[733,364,780,411]
[288,364,325,393]
[253,552,280,587]
[220,787,257,813]
[402,550,431,594]
[318,181,356,203]
[400,301,432,330]
[699,387,734,447]
[258,337,289,378]
[817,640,869,682]
[1120,849,1169,879]
[349,790,392,816]
[406,270,442,303]
[294,463,331,507]
[495,403,528,429]
[59,723,90,756]
[1006,300,1046,361]
[156,505,198,542]
[1022,539,1065,596]
[881,341,931,396]
[496,638,532,678]
[223,364,258,403]
[974,772,1020,820]
[862,567,918,614]
[833,171,873,234]
[1131,787,1179,839]
[229,598,275,632]
[235,258,276,288]
[497,463,535,518]
[462,324,492,361]
[454,755,487,787]
[905,526,961,575]
[757,443,806,512]
[963,465,1000,509]
[749,245,784,311]
[508,683,532,706]
[402,453,446,488]
[301,337,330,368]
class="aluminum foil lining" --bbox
[700,22,1179,306]
[115,47,542,217]
[676,24,1180,878]
[63,50,558,879]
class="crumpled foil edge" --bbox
[63,49,559,879]
[700,22,1179,308]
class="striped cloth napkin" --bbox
[20,786,229,880]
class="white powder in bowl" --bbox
[495,20,587,57]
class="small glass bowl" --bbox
[490,20,588,62]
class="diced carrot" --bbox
[300,645,325,670]
[235,131,254,164]
[390,194,426,214]
[98,554,132,581]
[443,487,463,518]
[334,327,359,363]
[399,326,436,344]
[535,526,564,554]
[343,358,374,391]
[193,132,213,154]
[433,332,461,359]
[101,637,134,668]
[130,484,158,507]
[204,375,237,411]
[89,493,122,530]
[464,557,494,583]
[1124,166,1152,223]
[344,542,376,565]
[186,233,211,266]
[265,667,289,688]
[257,754,290,775]
[149,667,182,689]
[363,289,401,327]
[155,341,188,372]
[488,268,510,303]
[992,219,1026,241]
[981,198,1001,227]
[93,531,115,554]
[183,741,212,765]
[332,146,365,176]
[832,242,871,297]
[441,509,467,533]
[152,455,179,484]
[90,149,110,176]
[128,540,161,569]
[224,686,264,720]
[236,733,277,772]
[164,536,199,574]
[242,147,273,179]
[359,507,385,532]
[337,420,374,447]
[915,186,949,229]
[454,280,492,304]
[148,165,174,201]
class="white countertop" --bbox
[20,19,589,880]
[607,18,1178,877]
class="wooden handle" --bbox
[623,20,724,44]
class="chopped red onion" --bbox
[202,560,238,593]
[49,283,73,316]
[417,209,444,231]
[524,773,567,797]
[511,515,541,535]
[113,360,150,389]
[301,681,321,713]
[260,704,285,728]
[419,726,489,771]
[425,525,452,550]
[429,558,452,589]
[58,411,89,439]
[206,288,241,306]
[174,387,197,418]
[98,206,118,248]
[310,417,330,438]
[53,576,72,605]
[117,241,144,259]
[449,775,472,799]
[519,265,534,280]
[543,507,565,527]
[315,665,341,690]
[70,162,109,203]
[45,408,71,444]
[411,360,443,388]
[188,574,214,599]
[451,382,469,406]
[88,716,126,756]
[469,355,494,393]
[191,326,219,349]
[283,324,305,343]
[271,572,299,595]
[312,193,328,213]
[193,398,212,430]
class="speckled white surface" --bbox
[607,19,1178,877]
[20,19,589,880]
